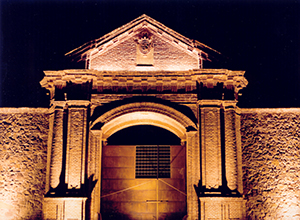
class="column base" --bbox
[199,197,246,220]
[43,197,87,220]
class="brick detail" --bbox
[89,35,199,71]
[44,197,87,220]
[201,108,222,189]
[40,69,247,100]
[199,197,246,220]
[91,93,198,104]
[66,108,87,189]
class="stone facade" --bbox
[1,14,300,220]
[68,15,202,71]
[2,108,300,219]
[0,108,49,220]
[1,108,300,219]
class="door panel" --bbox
[101,145,186,220]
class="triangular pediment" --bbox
[66,14,218,71]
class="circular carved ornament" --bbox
[139,39,152,54]
[135,29,153,55]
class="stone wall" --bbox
[2,106,300,220]
[0,108,49,220]
[241,108,300,220]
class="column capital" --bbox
[50,100,67,109]
[66,100,91,107]
[197,100,223,107]
[222,100,237,109]
[90,129,102,136]
[49,100,91,112]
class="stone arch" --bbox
[88,102,199,219]
[90,102,197,141]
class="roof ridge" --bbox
[65,14,153,57]
[65,14,196,60]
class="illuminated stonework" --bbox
[40,15,247,220]
[1,14,299,220]
[241,108,300,220]
[0,108,48,220]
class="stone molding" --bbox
[193,69,248,94]
[65,14,204,63]
[0,107,49,114]
[91,102,197,130]
[40,69,247,99]
[49,100,91,109]
[43,197,87,220]
[241,107,300,114]
[91,93,198,105]
[199,197,246,220]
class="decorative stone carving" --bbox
[40,69,247,101]
[136,29,153,54]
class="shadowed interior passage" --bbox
[107,125,181,145]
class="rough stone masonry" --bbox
[241,108,300,220]
[0,108,48,220]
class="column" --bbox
[223,102,238,192]
[186,130,200,220]
[48,102,66,192]
[235,107,244,195]
[197,101,246,220]
[88,130,103,220]
[199,101,222,191]
[44,101,90,220]
[65,101,89,189]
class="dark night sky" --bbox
[1,0,299,108]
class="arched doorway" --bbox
[88,103,198,220]
[101,125,186,219]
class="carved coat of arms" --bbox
[135,29,154,65]
[136,30,153,55]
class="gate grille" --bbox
[136,145,170,178]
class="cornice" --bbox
[240,108,300,114]
[0,108,49,114]
[65,14,211,60]
[40,69,247,98]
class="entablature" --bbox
[40,69,247,100]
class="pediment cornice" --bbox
[65,14,219,63]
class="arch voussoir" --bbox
[91,102,197,141]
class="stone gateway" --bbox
[1,15,299,220]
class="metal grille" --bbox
[136,145,170,178]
